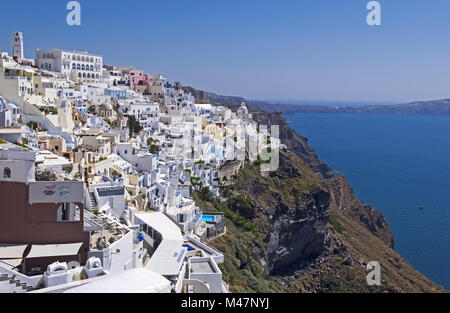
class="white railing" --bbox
[186,236,224,264]
[0,264,43,288]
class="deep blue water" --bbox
[289,113,450,290]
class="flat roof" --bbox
[36,48,102,57]
[134,212,185,276]
[191,261,216,274]
[63,269,171,293]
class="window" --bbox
[57,203,80,222]
[3,168,11,178]
[62,203,69,221]
[72,63,76,70]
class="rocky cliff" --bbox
[181,87,245,105]
[197,106,444,293]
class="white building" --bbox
[126,101,160,130]
[35,49,103,84]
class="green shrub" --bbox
[320,271,342,293]
[329,215,344,233]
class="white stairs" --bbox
[0,274,35,293]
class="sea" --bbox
[288,112,450,290]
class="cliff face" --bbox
[181,87,245,105]
[324,175,394,249]
[203,107,445,293]
[224,150,331,275]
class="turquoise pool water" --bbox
[202,215,216,222]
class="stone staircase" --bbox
[89,191,98,209]
[0,274,35,293]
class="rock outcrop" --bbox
[266,186,331,274]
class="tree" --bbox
[149,144,159,155]
[127,115,142,137]
[198,187,214,202]
[174,82,181,90]
[147,137,158,146]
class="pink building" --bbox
[121,68,147,86]
[130,74,149,87]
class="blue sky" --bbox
[1,0,450,103]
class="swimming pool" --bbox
[182,244,196,251]
[202,215,216,222]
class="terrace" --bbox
[88,213,131,252]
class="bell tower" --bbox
[12,31,24,59]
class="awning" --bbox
[26,243,83,259]
[0,245,28,259]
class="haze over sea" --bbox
[288,111,450,290]
[265,100,396,108]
